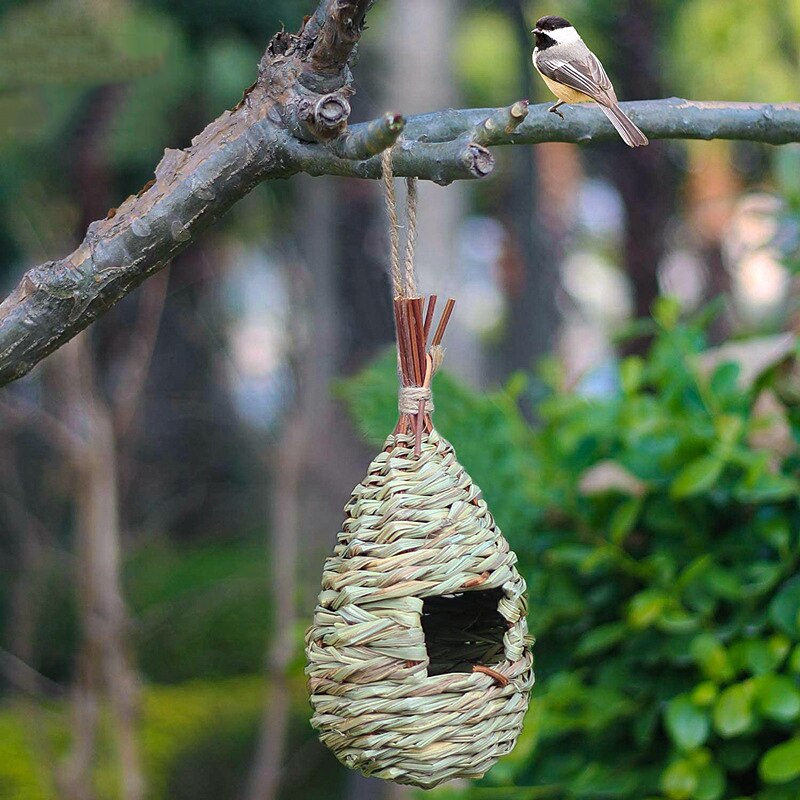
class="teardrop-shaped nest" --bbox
[305,428,534,788]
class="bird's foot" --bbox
[548,105,565,120]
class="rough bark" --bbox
[0,0,798,387]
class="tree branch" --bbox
[400,98,800,146]
[328,111,405,160]
[284,134,495,181]
[469,99,530,146]
[0,0,799,391]
[306,0,375,78]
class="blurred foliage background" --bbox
[0,0,799,799]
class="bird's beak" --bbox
[532,28,542,34]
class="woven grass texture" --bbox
[305,428,534,788]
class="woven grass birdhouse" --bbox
[305,293,534,788]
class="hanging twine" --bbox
[381,149,403,298]
[403,176,418,297]
[381,149,419,299]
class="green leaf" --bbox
[704,565,744,601]
[710,362,742,398]
[790,645,800,675]
[671,456,724,499]
[760,738,800,784]
[713,682,755,738]
[665,695,710,751]
[745,638,788,675]
[628,589,668,629]
[770,577,800,638]
[661,758,698,800]
[769,635,792,668]
[754,674,800,722]
[621,355,645,395]
[692,633,734,683]
[654,296,682,330]
[505,370,528,399]
[659,604,701,634]
[575,622,627,658]
[735,471,800,503]
[694,762,725,800]
[718,740,760,772]
[759,519,792,552]
[691,682,719,707]
[609,497,643,544]
[568,761,640,796]
[715,413,744,445]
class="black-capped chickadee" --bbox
[532,15,649,147]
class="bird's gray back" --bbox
[535,39,617,106]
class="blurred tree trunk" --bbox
[244,414,305,800]
[336,178,395,371]
[326,5,395,371]
[604,0,678,333]
[686,143,740,341]
[496,0,562,378]
[58,336,144,800]
[3,458,49,695]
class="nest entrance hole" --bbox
[421,587,507,676]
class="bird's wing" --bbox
[536,47,618,107]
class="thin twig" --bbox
[431,298,456,347]
[112,268,169,436]
[0,396,84,457]
[422,295,437,344]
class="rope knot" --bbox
[398,386,434,416]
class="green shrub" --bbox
[0,678,265,800]
[342,299,800,800]
[126,541,272,683]
[0,710,52,800]
[17,540,272,687]
[0,676,343,800]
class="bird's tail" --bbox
[600,103,649,147]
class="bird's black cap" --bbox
[535,15,573,31]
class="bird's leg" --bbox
[548,100,565,119]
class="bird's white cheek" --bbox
[550,26,581,45]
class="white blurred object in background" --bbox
[725,193,791,325]
[222,245,292,428]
